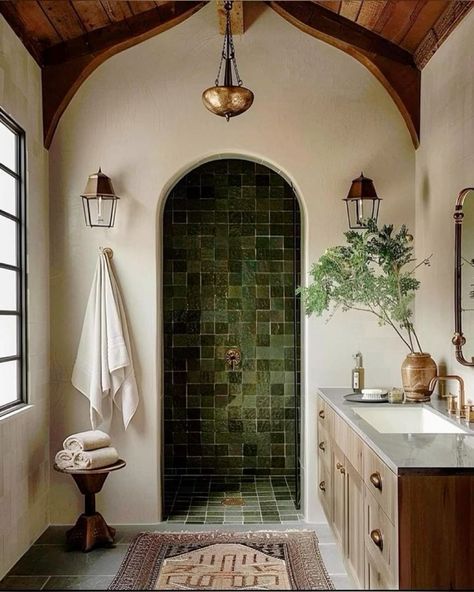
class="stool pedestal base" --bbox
[66,512,116,552]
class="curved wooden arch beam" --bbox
[269,1,420,148]
[42,1,206,149]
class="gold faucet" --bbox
[428,375,466,418]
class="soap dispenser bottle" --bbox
[352,352,365,393]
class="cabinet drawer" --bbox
[333,412,363,473]
[365,552,394,590]
[364,487,397,588]
[318,458,332,523]
[363,445,397,523]
[317,423,331,469]
[317,396,334,435]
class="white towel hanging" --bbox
[72,250,139,430]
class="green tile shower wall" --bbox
[163,159,301,476]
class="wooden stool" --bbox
[54,459,126,552]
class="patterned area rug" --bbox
[109,531,334,590]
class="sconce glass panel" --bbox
[345,197,380,230]
[82,195,118,228]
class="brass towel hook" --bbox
[100,247,114,259]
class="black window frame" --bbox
[0,107,27,417]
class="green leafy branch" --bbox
[297,220,431,353]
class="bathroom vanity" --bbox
[317,388,474,590]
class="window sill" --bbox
[0,403,33,423]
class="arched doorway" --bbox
[162,157,301,524]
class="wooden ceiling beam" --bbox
[271,2,415,65]
[42,1,206,148]
[269,1,421,147]
[217,0,244,35]
[43,1,201,65]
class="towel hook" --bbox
[100,247,113,259]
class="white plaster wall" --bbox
[416,11,474,402]
[49,3,415,524]
[0,16,49,579]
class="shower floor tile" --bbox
[164,476,300,525]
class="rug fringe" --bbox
[147,529,317,534]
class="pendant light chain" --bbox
[229,18,243,86]
[214,1,243,87]
[202,0,254,120]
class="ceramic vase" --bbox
[401,353,437,402]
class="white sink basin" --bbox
[351,406,467,434]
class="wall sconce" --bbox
[81,168,119,228]
[343,172,381,230]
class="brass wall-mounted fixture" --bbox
[225,348,241,370]
[81,168,119,228]
[202,1,253,121]
[343,173,381,230]
[452,187,474,366]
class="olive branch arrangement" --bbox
[297,220,431,353]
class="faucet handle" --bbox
[446,394,457,414]
[462,405,474,422]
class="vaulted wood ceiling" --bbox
[0,1,472,149]
[314,0,468,67]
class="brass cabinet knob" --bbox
[318,441,325,452]
[370,529,383,551]
[319,481,326,492]
[319,410,325,419]
[370,471,383,490]
[336,462,345,474]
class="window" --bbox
[0,109,26,416]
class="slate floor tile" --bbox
[0,576,49,590]
[9,545,125,577]
[165,476,299,525]
[43,576,114,590]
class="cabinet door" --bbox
[332,445,345,547]
[345,461,365,588]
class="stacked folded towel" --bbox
[55,430,119,470]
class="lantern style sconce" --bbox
[343,172,381,230]
[81,168,119,228]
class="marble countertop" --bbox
[317,387,474,474]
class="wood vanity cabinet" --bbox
[317,396,368,588]
[317,394,474,590]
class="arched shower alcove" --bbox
[162,157,302,524]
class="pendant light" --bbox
[202,1,254,121]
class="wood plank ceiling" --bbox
[312,0,471,68]
[0,1,472,148]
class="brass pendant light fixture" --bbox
[202,1,254,121]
